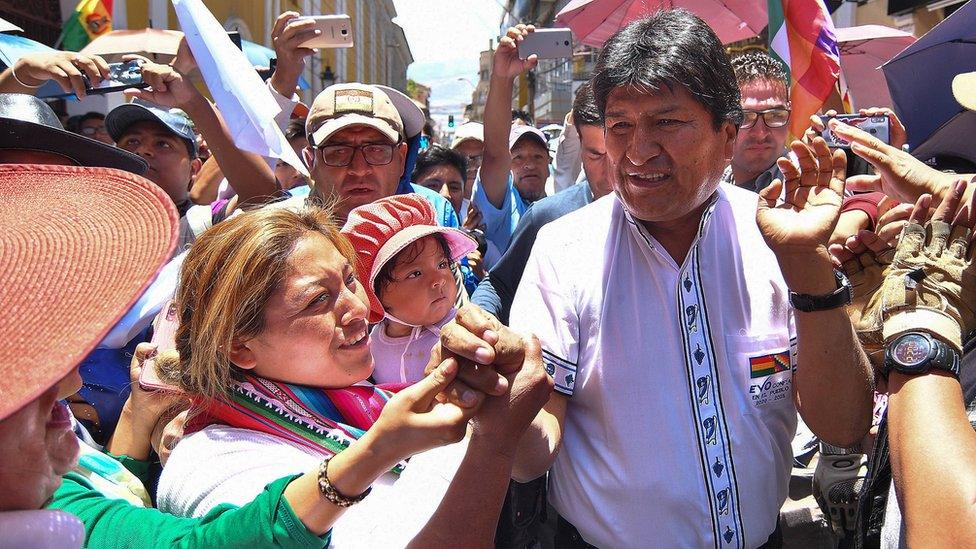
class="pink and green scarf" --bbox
[187,373,408,473]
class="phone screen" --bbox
[85,60,148,94]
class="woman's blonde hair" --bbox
[156,205,356,403]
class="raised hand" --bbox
[829,230,894,365]
[492,24,539,81]
[829,119,957,204]
[757,137,846,261]
[876,180,976,351]
[270,12,319,97]
[124,61,202,110]
[370,358,484,459]
[8,51,109,98]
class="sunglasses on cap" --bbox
[740,108,791,129]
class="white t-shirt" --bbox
[158,425,468,547]
[510,185,797,548]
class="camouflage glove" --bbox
[841,245,894,366]
[859,215,976,354]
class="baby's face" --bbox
[380,236,456,327]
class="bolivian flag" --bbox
[749,351,791,379]
[61,0,112,51]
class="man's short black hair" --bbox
[591,9,742,130]
[412,144,468,182]
[511,109,534,126]
[572,81,602,127]
[285,117,306,142]
[730,50,789,92]
[78,111,105,125]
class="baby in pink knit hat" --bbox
[341,194,476,384]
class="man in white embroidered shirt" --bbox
[501,12,873,548]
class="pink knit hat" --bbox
[341,194,476,323]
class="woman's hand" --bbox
[9,52,109,98]
[369,358,484,461]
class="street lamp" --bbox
[320,65,336,89]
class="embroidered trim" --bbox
[670,203,744,548]
[543,349,578,396]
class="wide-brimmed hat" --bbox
[953,71,976,111]
[105,99,198,157]
[341,194,476,323]
[0,94,147,175]
[0,164,178,420]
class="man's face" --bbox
[453,139,483,199]
[604,84,735,223]
[308,125,407,221]
[116,121,199,204]
[275,136,310,191]
[416,164,465,216]
[78,117,113,145]
[732,79,790,179]
[578,124,611,199]
[510,137,550,202]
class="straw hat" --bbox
[0,164,178,420]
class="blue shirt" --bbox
[472,181,593,323]
[472,172,528,254]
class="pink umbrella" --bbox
[835,25,915,110]
[555,0,766,47]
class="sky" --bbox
[392,0,504,116]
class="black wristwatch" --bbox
[884,332,961,377]
[789,270,852,312]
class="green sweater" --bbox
[48,472,331,549]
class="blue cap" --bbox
[106,99,198,158]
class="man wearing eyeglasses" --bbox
[725,51,791,193]
[75,112,114,145]
[301,82,459,228]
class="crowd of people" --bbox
[2,6,976,548]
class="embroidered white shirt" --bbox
[510,185,797,548]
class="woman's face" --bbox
[0,376,80,511]
[238,232,373,388]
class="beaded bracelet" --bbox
[10,65,42,89]
[317,457,371,507]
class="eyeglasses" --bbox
[79,126,108,136]
[463,154,483,165]
[740,108,791,129]
[317,143,396,167]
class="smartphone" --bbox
[289,15,354,49]
[84,60,149,95]
[819,114,890,149]
[518,28,573,60]
[138,300,183,392]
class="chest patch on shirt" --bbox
[748,351,793,407]
[749,351,790,378]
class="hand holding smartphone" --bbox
[138,300,183,392]
[83,60,149,95]
[287,14,354,49]
[819,114,891,149]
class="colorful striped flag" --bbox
[60,0,113,51]
[767,0,841,136]
[749,351,791,378]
